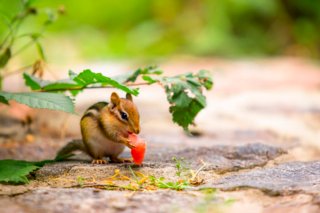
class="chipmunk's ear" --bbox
[126,93,133,101]
[110,92,120,106]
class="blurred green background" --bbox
[0,0,319,60]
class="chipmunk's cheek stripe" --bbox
[85,109,99,117]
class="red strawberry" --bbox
[128,133,146,165]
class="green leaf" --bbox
[0,48,11,68]
[23,73,42,90]
[24,70,138,96]
[0,156,70,184]
[0,95,8,104]
[23,72,80,91]
[171,91,192,108]
[126,66,162,83]
[114,66,163,83]
[0,160,39,184]
[73,69,139,96]
[170,100,203,130]
[42,82,80,91]
[0,92,75,113]
[198,70,213,90]
[161,70,213,130]
[142,75,158,84]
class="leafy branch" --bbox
[20,66,213,130]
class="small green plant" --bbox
[76,176,85,187]
[0,0,73,115]
[148,175,189,190]
[172,157,190,177]
[0,0,62,84]
[128,165,190,191]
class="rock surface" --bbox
[147,143,286,173]
[202,161,320,195]
[0,188,225,213]
[34,143,285,180]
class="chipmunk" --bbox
[56,92,140,164]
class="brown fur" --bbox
[56,92,140,163]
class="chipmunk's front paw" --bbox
[91,159,107,164]
[119,136,136,149]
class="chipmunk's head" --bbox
[108,92,140,135]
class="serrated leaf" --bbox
[161,70,212,130]
[126,66,162,83]
[0,92,75,113]
[170,100,203,130]
[0,156,70,184]
[0,160,39,183]
[114,66,162,83]
[23,73,42,90]
[0,48,11,68]
[23,72,80,91]
[171,91,192,108]
[73,69,139,96]
[24,70,138,96]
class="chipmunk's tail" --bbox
[55,139,86,160]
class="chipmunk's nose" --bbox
[134,127,140,134]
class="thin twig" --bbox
[11,23,48,57]
[11,40,34,57]
[0,14,15,48]
[192,162,207,180]
[2,64,33,77]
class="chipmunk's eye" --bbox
[120,111,128,121]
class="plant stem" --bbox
[11,24,47,57]
[35,82,154,92]
[2,64,33,77]
[11,40,34,57]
